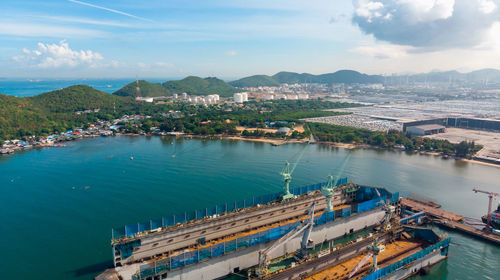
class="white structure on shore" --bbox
[262,93,309,101]
[173,93,220,104]
[135,96,154,103]
[234,92,248,103]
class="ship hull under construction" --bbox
[139,208,386,280]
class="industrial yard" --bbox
[304,99,500,164]
[425,128,500,163]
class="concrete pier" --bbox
[401,198,500,246]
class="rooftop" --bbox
[410,124,445,130]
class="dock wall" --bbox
[158,208,386,280]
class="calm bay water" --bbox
[0,136,499,279]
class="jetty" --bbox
[401,198,500,246]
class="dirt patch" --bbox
[424,128,500,164]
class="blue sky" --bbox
[1,0,500,79]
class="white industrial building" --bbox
[206,94,220,104]
[175,93,220,104]
[406,124,446,136]
[234,92,248,103]
[135,97,154,103]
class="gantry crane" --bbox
[473,188,499,231]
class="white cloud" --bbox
[0,22,106,38]
[13,41,103,69]
[225,50,238,56]
[351,44,414,58]
[395,0,455,22]
[355,1,385,20]
[352,0,500,50]
[478,0,497,14]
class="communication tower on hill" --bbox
[135,76,141,102]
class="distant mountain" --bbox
[30,85,121,113]
[162,76,239,97]
[113,80,169,98]
[465,69,500,83]
[271,72,317,84]
[229,75,280,87]
[230,70,384,87]
[393,68,500,83]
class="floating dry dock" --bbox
[96,179,406,280]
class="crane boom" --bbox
[473,188,499,231]
[257,202,316,276]
[473,188,499,196]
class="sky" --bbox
[1,0,500,79]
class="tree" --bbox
[455,141,474,158]
[142,120,152,133]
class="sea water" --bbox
[0,136,499,280]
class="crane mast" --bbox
[473,188,499,231]
[280,162,295,200]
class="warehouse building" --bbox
[406,124,446,136]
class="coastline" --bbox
[461,158,500,168]
[2,133,498,169]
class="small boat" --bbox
[130,156,134,160]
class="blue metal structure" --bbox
[359,237,450,280]
[133,190,400,277]
[112,179,351,239]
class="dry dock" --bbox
[401,198,500,246]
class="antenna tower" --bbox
[135,76,141,102]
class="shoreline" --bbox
[461,158,500,168]
[2,133,498,168]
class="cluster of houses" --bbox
[0,115,150,155]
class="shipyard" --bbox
[95,156,462,280]
[3,2,500,279]
[95,154,500,280]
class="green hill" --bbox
[162,76,238,97]
[272,72,317,84]
[230,70,384,87]
[30,85,122,113]
[0,94,51,139]
[0,85,128,139]
[229,75,280,87]
[113,80,169,98]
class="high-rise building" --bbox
[234,92,248,103]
